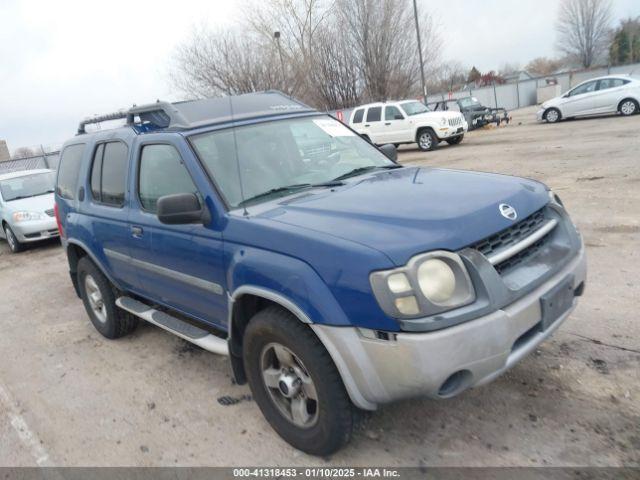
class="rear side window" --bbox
[352,109,364,124]
[89,142,128,206]
[56,144,85,200]
[366,107,382,122]
[597,78,628,90]
[138,144,198,213]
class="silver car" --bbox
[0,169,59,253]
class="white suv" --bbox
[349,100,468,151]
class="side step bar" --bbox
[116,296,229,356]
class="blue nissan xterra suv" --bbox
[56,91,586,455]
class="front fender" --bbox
[226,245,351,326]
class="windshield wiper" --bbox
[238,184,312,207]
[332,164,402,182]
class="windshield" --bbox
[458,97,481,108]
[190,115,396,208]
[0,172,56,202]
[400,101,430,116]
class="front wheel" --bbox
[243,306,354,455]
[3,225,23,253]
[446,134,464,145]
[417,129,438,151]
[544,108,561,123]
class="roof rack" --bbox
[77,91,314,135]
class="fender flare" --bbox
[65,239,124,291]
[227,285,377,411]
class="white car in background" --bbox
[349,100,468,151]
[538,75,640,123]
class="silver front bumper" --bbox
[12,218,59,242]
[312,247,587,411]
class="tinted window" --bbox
[366,107,382,122]
[385,106,403,120]
[101,142,128,206]
[56,144,85,200]
[597,78,627,90]
[352,109,364,123]
[139,145,198,212]
[570,81,597,96]
[90,144,104,201]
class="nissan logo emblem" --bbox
[499,203,518,220]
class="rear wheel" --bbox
[243,306,353,455]
[3,225,23,253]
[77,257,137,339]
[446,134,464,145]
[544,107,561,123]
[417,129,438,151]
[619,99,638,116]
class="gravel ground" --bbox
[0,107,638,467]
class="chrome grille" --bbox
[448,116,463,127]
[472,208,549,274]
[45,209,55,217]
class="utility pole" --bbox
[412,0,427,104]
[274,31,287,94]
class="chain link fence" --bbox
[0,152,60,175]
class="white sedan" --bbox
[537,75,640,123]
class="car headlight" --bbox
[370,251,476,319]
[548,189,564,207]
[12,211,45,222]
[440,117,447,126]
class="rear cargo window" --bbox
[56,144,86,200]
[366,107,382,122]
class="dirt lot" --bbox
[0,107,639,467]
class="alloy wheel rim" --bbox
[260,342,319,428]
[419,133,432,149]
[621,101,635,115]
[84,275,107,323]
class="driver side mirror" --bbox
[157,193,209,225]
[379,144,398,162]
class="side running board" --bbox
[115,296,229,356]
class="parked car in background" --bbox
[431,96,510,131]
[349,100,467,151]
[57,92,585,455]
[0,169,58,253]
[538,75,640,123]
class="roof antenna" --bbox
[228,95,249,216]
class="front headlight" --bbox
[440,117,447,126]
[12,211,45,222]
[370,251,476,319]
[548,189,564,207]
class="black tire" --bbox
[243,306,353,455]
[446,134,464,145]
[3,225,23,253]
[416,129,438,151]
[544,107,561,123]
[77,256,137,339]
[618,98,638,116]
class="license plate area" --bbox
[540,275,575,331]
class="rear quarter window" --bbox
[56,144,86,200]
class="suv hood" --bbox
[260,167,549,265]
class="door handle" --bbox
[131,226,144,238]
[385,122,391,125]
[364,124,370,127]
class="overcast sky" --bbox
[1,0,639,151]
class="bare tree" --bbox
[428,61,467,93]
[171,26,281,98]
[12,147,36,159]
[556,0,612,68]
[525,57,565,76]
